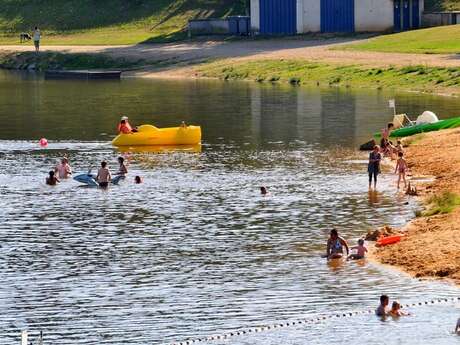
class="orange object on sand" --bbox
[377,235,403,246]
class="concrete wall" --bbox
[250,0,260,32]
[354,0,394,32]
[188,19,230,35]
[422,12,460,27]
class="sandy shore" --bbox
[374,128,460,286]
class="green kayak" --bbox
[375,116,460,138]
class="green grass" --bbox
[342,25,460,54]
[0,0,247,45]
[423,192,460,216]
[198,59,460,94]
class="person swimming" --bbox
[134,176,142,184]
[348,239,368,260]
[260,186,268,195]
[389,300,409,317]
[55,157,72,179]
[376,295,389,317]
[46,171,59,185]
[326,229,349,260]
[96,161,111,188]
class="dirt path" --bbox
[2,37,460,78]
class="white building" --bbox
[250,0,424,34]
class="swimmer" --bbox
[348,238,368,260]
[326,229,349,260]
[260,186,268,196]
[96,161,111,188]
[115,157,128,177]
[376,295,389,317]
[55,157,72,179]
[134,176,142,184]
[455,317,460,334]
[46,171,60,185]
[389,300,409,317]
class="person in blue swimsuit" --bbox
[326,229,349,260]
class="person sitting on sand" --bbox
[348,239,368,260]
[96,161,111,188]
[46,171,59,185]
[117,116,138,134]
[395,152,408,189]
[55,157,72,179]
[368,145,382,190]
[376,295,389,317]
[134,176,142,184]
[326,229,349,260]
[389,300,409,317]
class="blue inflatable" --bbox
[73,173,99,187]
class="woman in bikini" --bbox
[326,229,349,260]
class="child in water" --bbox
[389,301,409,317]
[96,161,111,188]
[395,151,408,189]
[134,176,142,184]
[260,186,268,196]
[46,171,59,185]
[348,239,368,260]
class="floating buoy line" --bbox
[166,297,460,345]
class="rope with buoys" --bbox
[166,297,460,345]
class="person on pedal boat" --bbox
[117,116,138,134]
[326,229,349,260]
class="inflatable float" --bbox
[112,124,201,147]
[376,235,403,246]
[73,172,124,186]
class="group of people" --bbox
[368,122,408,190]
[376,295,409,317]
[325,229,367,261]
[46,156,143,187]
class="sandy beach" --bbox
[375,128,460,286]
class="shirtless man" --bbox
[96,161,111,188]
[55,157,72,179]
[326,229,349,260]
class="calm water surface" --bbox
[0,71,459,345]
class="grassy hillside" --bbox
[425,0,460,11]
[342,25,460,54]
[0,0,247,45]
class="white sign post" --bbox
[389,99,396,116]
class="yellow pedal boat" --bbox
[112,124,201,146]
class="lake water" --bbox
[0,71,459,345]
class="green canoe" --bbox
[374,116,460,138]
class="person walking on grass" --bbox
[33,26,41,53]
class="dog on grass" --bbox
[20,33,32,43]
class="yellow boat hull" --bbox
[112,124,201,146]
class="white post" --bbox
[21,331,28,345]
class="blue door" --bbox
[321,0,355,33]
[402,0,410,30]
[259,0,296,35]
[411,0,419,29]
[394,0,401,31]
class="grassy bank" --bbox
[342,25,460,54]
[426,0,460,11]
[197,59,460,95]
[0,51,143,71]
[0,0,246,45]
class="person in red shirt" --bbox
[117,116,137,134]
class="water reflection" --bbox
[0,72,458,345]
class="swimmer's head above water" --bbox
[260,186,268,195]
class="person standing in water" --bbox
[33,26,41,53]
[55,157,72,179]
[455,317,460,334]
[96,161,111,188]
[395,152,408,189]
[368,145,382,190]
[326,229,349,260]
[46,171,59,185]
[112,156,128,184]
[376,295,390,317]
